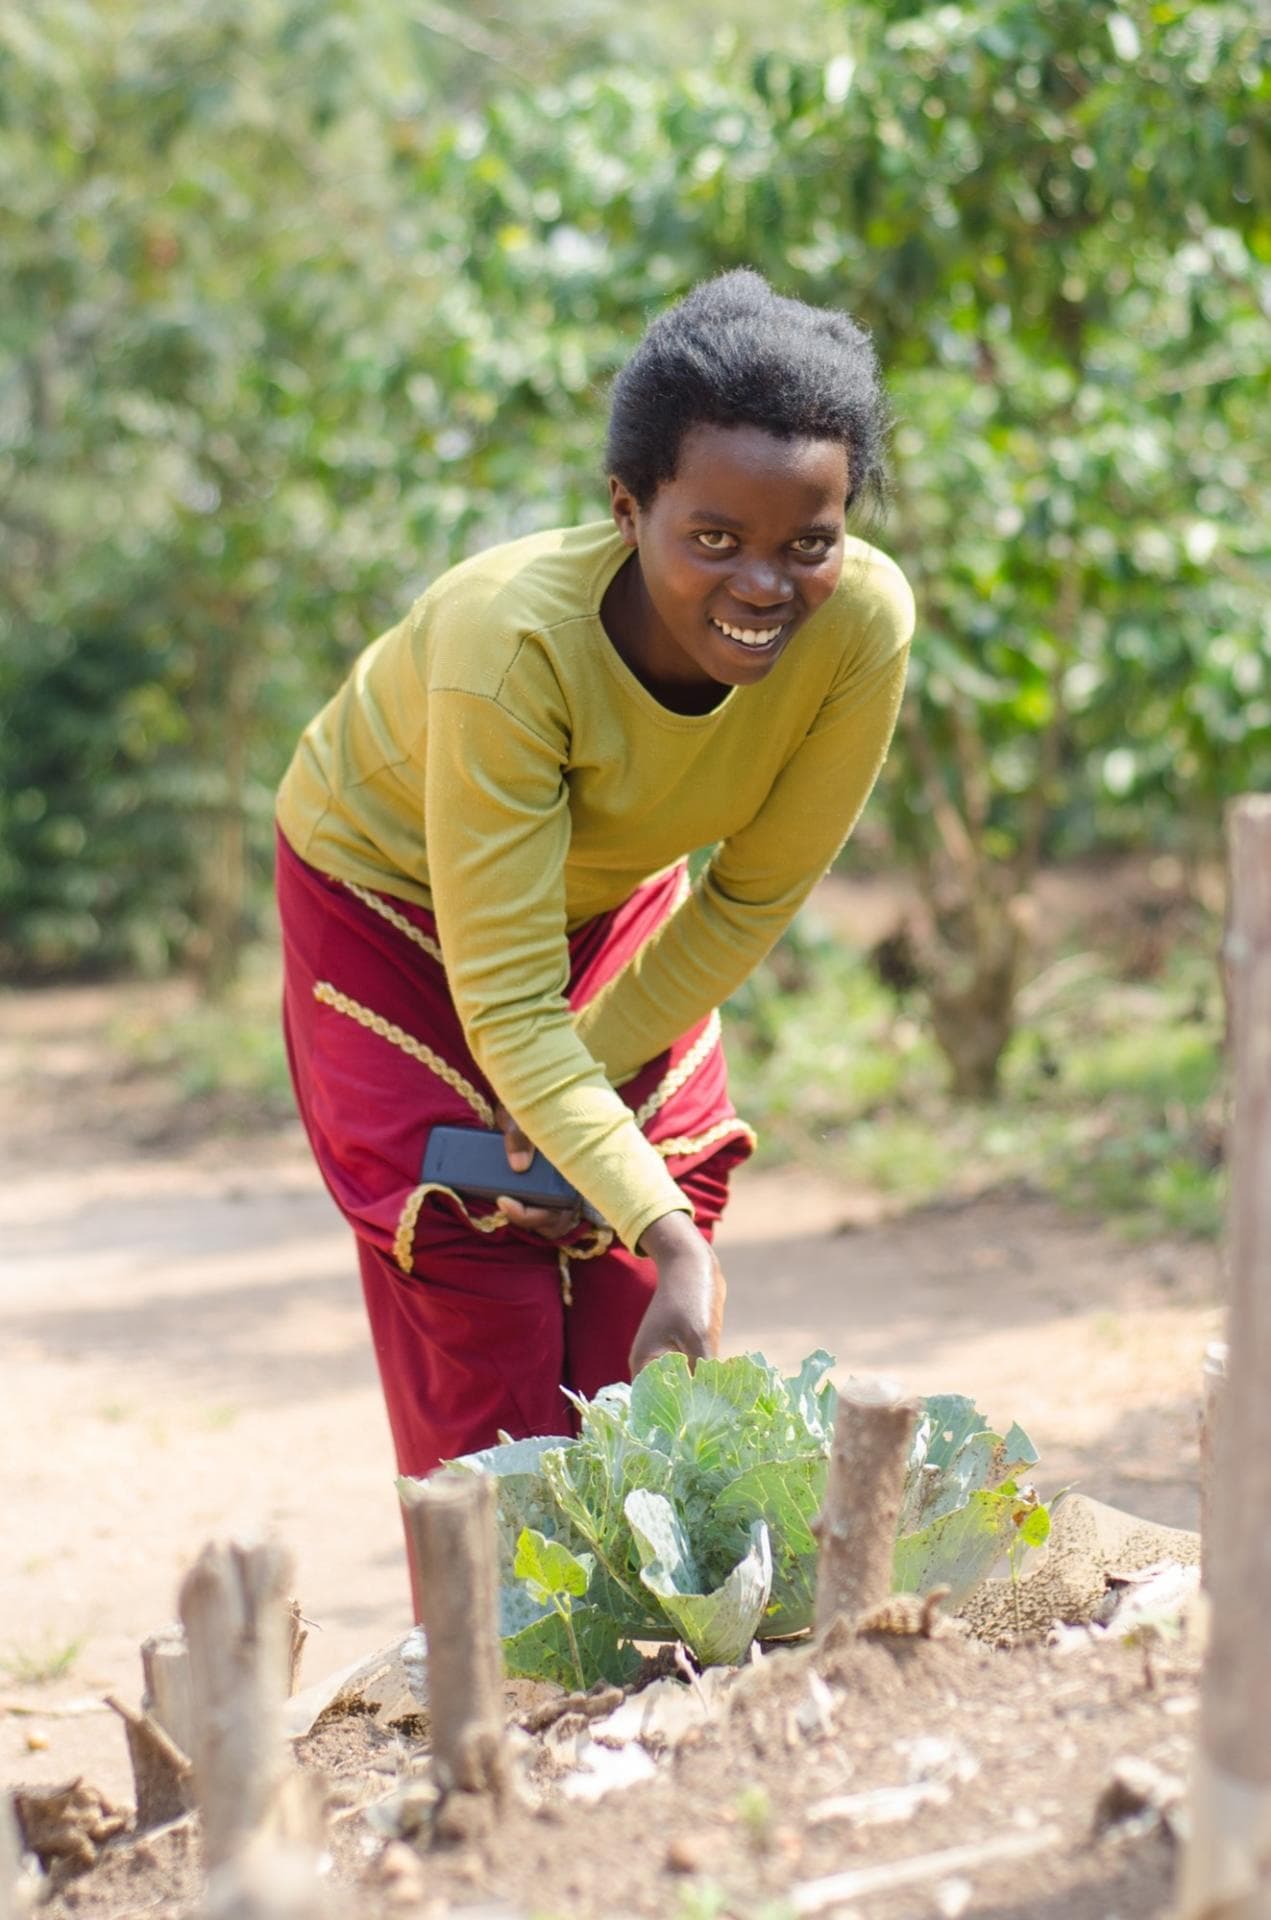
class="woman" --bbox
[276,269,914,1496]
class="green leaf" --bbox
[892,1488,1020,1606]
[899,1397,1037,1536]
[713,1456,825,1636]
[782,1349,838,1446]
[1016,1503,1052,1549]
[432,1439,565,1584]
[626,1488,773,1666]
[501,1602,642,1690]
[512,1525,593,1604]
[625,1487,701,1593]
[628,1352,780,1474]
[543,1395,674,1622]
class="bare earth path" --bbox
[0,982,1221,1807]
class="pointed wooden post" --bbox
[1178,796,1271,1918]
[400,1472,506,1817]
[1,1791,23,1920]
[178,1542,317,1882]
[814,1378,920,1635]
[1199,1340,1228,1591]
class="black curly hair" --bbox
[606,269,891,515]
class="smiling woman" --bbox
[603,424,851,707]
[273,269,914,1614]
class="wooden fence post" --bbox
[1199,1340,1228,1592]
[400,1473,506,1818]
[814,1378,920,1636]
[108,1623,197,1830]
[1,1790,22,1920]
[1178,795,1271,1919]
[177,1542,311,1879]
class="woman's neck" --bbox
[600,552,730,716]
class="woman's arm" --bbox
[423,682,692,1253]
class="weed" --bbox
[674,1883,729,1920]
[107,942,293,1111]
[3,1636,84,1686]
[734,1784,774,1852]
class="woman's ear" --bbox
[608,475,640,548]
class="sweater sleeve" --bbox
[423,682,692,1253]
[574,598,912,1085]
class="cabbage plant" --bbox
[401,1351,1041,1688]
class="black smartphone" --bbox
[420,1125,605,1226]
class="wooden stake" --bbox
[1199,1339,1228,1592]
[1178,795,1271,1919]
[108,1623,198,1831]
[814,1378,920,1637]
[203,1846,336,1920]
[141,1625,195,1758]
[1,1790,23,1920]
[285,1602,307,1698]
[401,1473,506,1803]
[177,1542,303,1876]
[105,1693,192,1832]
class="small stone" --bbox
[666,1837,702,1873]
[25,1730,50,1752]
[378,1841,425,1887]
[935,1876,974,1918]
[1094,1756,1183,1837]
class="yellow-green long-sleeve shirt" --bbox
[277,520,913,1251]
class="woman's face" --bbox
[607,422,850,704]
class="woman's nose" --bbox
[732,559,793,607]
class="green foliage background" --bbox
[2,0,1267,981]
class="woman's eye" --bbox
[694,531,737,552]
[791,535,832,556]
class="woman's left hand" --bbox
[495,1105,581,1241]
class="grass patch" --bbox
[2,1636,85,1686]
[723,907,1225,1241]
[108,942,293,1114]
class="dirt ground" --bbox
[0,968,1222,1916]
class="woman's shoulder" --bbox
[781,536,913,711]
[415,521,621,693]
[832,537,916,649]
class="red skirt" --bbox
[276,830,754,1479]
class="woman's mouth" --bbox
[709,616,787,650]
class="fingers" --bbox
[495,1104,533,1173]
[497,1194,580,1241]
[708,1256,727,1355]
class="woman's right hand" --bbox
[629,1210,725,1374]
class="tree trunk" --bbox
[814,1379,920,1635]
[1177,796,1271,1918]
[188,622,254,1000]
[925,887,1032,1100]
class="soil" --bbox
[0,958,1223,1919]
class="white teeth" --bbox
[712,619,783,646]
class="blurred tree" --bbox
[388,2,1267,1090]
[1,0,1265,1061]
[2,0,451,981]
[812,0,1269,1093]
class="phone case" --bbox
[420,1125,605,1225]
